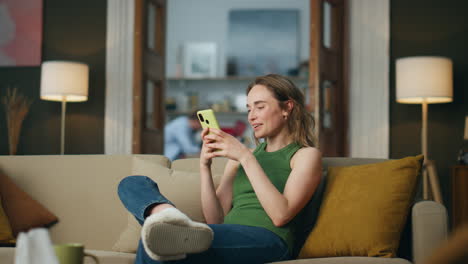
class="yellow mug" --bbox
[54,243,99,264]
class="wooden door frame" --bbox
[132,0,166,154]
[309,0,349,156]
[309,0,321,141]
[342,0,349,157]
[133,0,144,154]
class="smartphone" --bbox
[197,109,221,131]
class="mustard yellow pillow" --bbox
[299,155,423,258]
[0,199,15,244]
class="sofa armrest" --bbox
[412,201,448,264]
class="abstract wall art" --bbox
[227,9,299,76]
[0,0,43,67]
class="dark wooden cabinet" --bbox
[452,165,468,229]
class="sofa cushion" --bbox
[0,199,15,244]
[112,214,141,253]
[299,155,423,258]
[0,248,136,264]
[269,256,412,264]
[0,171,58,237]
[171,157,228,175]
[112,157,225,253]
[86,249,135,264]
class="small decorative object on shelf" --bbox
[187,91,199,111]
[457,116,468,165]
[165,97,176,111]
[457,149,468,165]
[234,94,247,112]
[211,97,232,112]
[1,87,32,155]
[183,42,217,78]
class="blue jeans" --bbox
[118,176,291,264]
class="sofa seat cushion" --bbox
[0,248,135,264]
[0,250,411,264]
[85,250,135,264]
[270,257,411,264]
[299,155,423,258]
[0,248,14,264]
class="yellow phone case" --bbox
[197,109,220,130]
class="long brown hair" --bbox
[246,74,316,147]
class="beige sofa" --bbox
[0,155,448,264]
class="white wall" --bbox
[348,0,389,158]
[105,0,134,154]
[166,0,310,77]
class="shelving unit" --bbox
[166,111,247,116]
[164,76,309,126]
[165,77,250,120]
[167,76,308,81]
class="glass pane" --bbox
[322,80,333,129]
[323,1,332,49]
[145,80,155,129]
[146,79,163,130]
[146,2,156,50]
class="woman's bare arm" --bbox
[200,158,240,224]
[239,147,322,227]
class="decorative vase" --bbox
[2,87,32,155]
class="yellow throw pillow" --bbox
[0,199,15,244]
[299,155,423,258]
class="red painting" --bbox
[0,0,43,66]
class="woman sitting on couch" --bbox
[118,74,322,264]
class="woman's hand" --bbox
[203,128,250,162]
[200,128,213,168]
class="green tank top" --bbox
[223,141,302,252]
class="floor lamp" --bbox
[396,56,453,205]
[40,61,89,154]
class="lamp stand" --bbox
[421,100,443,204]
[61,98,67,155]
[422,100,428,198]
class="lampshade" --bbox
[40,61,89,102]
[396,56,453,104]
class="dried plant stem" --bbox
[2,87,32,155]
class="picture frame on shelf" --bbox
[183,42,217,78]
